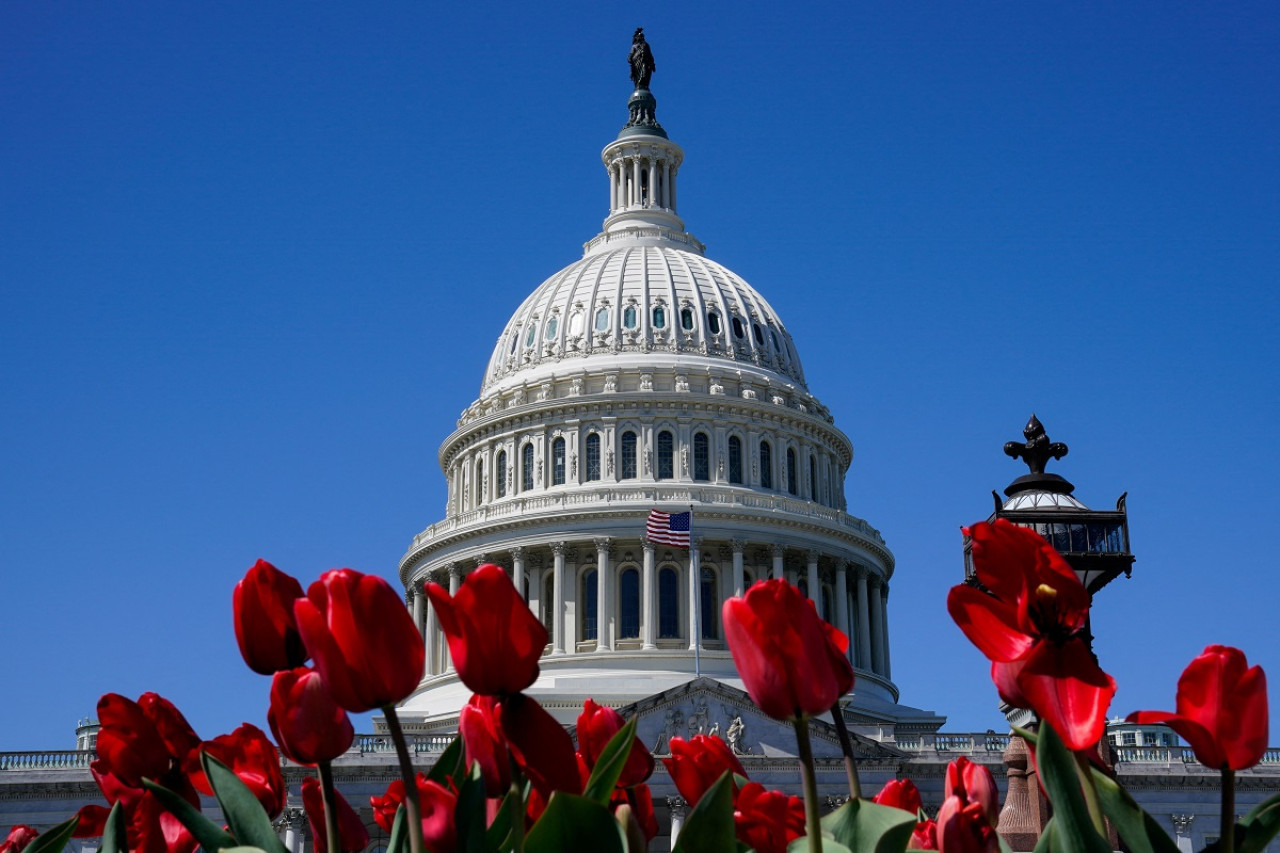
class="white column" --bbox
[641,537,657,650]
[771,544,785,581]
[662,160,671,209]
[879,581,892,679]
[510,546,526,602]
[835,561,850,661]
[669,164,676,210]
[855,566,872,671]
[647,158,657,207]
[551,542,566,655]
[687,540,701,650]
[669,799,687,851]
[632,158,641,207]
[731,538,746,597]
[424,578,438,676]
[609,163,617,211]
[445,564,462,671]
[411,583,423,632]
[595,537,613,651]
[868,576,885,675]
[806,550,820,609]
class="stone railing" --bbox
[410,487,883,551]
[353,734,454,756]
[0,750,95,771]
[1112,746,1280,766]
[894,733,1012,755]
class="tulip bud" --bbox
[301,777,369,853]
[577,698,654,788]
[662,734,747,807]
[268,667,354,766]
[944,758,998,827]
[0,826,38,853]
[234,560,308,675]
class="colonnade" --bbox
[407,537,891,682]
[608,153,676,213]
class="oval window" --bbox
[752,323,765,345]
[731,316,744,339]
[595,308,610,332]
[652,306,666,329]
[769,329,780,351]
[623,305,637,329]
[545,316,558,339]
[569,310,584,335]
[525,325,537,348]
[707,312,721,335]
[680,307,694,331]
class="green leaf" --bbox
[23,815,79,853]
[583,717,639,806]
[1032,817,1056,853]
[1034,725,1111,853]
[787,838,854,852]
[1236,791,1280,853]
[386,804,408,853]
[673,774,738,853]
[1091,771,1180,853]
[219,848,271,853]
[485,780,528,851]
[143,777,239,853]
[820,797,917,853]
[100,801,127,853]
[201,751,289,853]
[455,762,496,853]
[428,735,466,788]
[524,792,626,853]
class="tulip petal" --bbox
[947,586,1035,663]
[1015,640,1115,751]
[497,692,582,797]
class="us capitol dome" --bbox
[395,33,938,734]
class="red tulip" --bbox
[944,758,998,828]
[723,579,854,720]
[576,698,654,788]
[425,564,547,696]
[610,784,659,842]
[948,520,1115,751]
[189,724,286,819]
[294,568,425,713]
[459,695,511,796]
[301,776,369,853]
[370,774,457,853]
[495,692,582,798]
[937,796,999,853]
[234,559,308,675]
[733,782,806,853]
[1127,645,1269,771]
[268,667,354,766]
[662,734,747,807]
[912,820,939,851]
[0,826,38,853]
[83,693,202,853]
[873,778,922,814]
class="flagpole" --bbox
[690,503,701,679]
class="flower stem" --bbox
[830,705,862,801]
[382,704,424,853]
[1072,750,1106,838]
[317,761,341,853]
[508,773,525,853]
[794,715,824,853]
[1221,768,1235,852]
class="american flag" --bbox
[646,510,691,548]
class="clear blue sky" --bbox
[3,2,1277,750]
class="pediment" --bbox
[572,677,906,764]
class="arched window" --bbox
[760,441,773,489]
[620,568,640,639]
[658,568,680,638]
[809,455,817,501]
[620,431,637,480]
[693,432,710,482]
[581,569,598,641]
[786,448,798,495]
[475,459,484,506]
[496,451,507,498]
[700,567,718,640]
[541,574,554,633]
[680,307,695,331]
[585,433,601,482]
[656,430,674,480]
[728,436,743,484]
[552,437,566,486]
[522,444,534,492]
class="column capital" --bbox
[730,537,747,554]
[473,553,489,568]
[447,563,464,581]
[508,545,525,561]
[667,796,688,819]
[593,536,613,552]
[550,541,566,558]
[806,549,821,564]
[867,572,882,590]
[640,535,654,551]
[853,564,870,582]
[770,543,787,559]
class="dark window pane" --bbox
[522,444,534,491]
[586,434,601,482]
[728,436,743,484]
[659,568,679,638]
[620,569,640,638]
[760,441,773,489]
[552,437,566,486]
[496,451,507,498]
[787,448,797,495]
[693,433,710,481]
[621,431,637,480]
[582,569,598,641]
[700,568,717,639]
[657,430,674,480]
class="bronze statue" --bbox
[1004,414,1069,475]
[629,27,655,90]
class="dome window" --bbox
[552,437,566,486]
[656,430,674,480]
[693,432,710,481]
[680,307,695,331]
[594,308,610,332]
[769,329,780,351]
[652,306,667,329]
[707,312,722,335]
[728,436,743,484]
[731,316,745,339]
[620,430,638,480]
[509,334,518,354]
[752,323,765,346]
[525,325,538,348]
[569,310,584,336]
[545,316,558,339]
[623,305,637,329]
